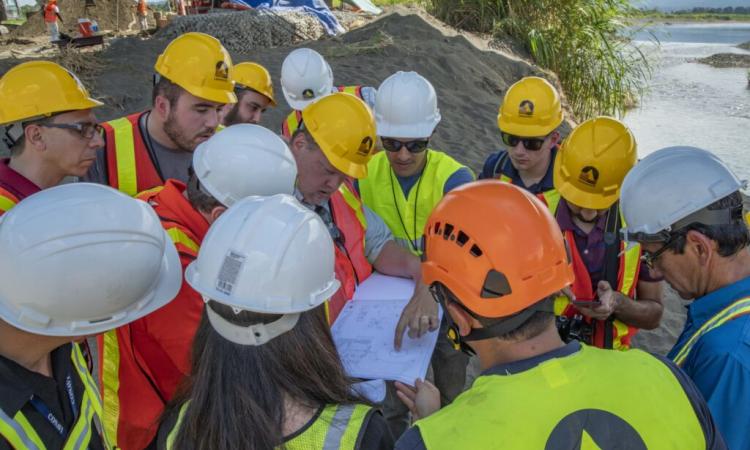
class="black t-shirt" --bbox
[0,343,106,450]
[154,402,394,450]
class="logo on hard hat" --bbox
[578,166,600,187]
[302,89,315,100]
[519,100,535,117]
[214,61,229,81]
[357,136,374,157]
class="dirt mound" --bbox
[157,9,326,51]
[696,53,750,68]
[14,0,138,37]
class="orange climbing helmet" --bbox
[422,180,574,319]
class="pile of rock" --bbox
[156,9,327,51]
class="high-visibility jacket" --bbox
[0,158,41,217]
[98,180,207,450]
[493,151,561,214]
[43,3,58,23]
[164,402,373,450]
[554,230,642,350]
[326,180,373,324]
[0,344,112,450]
[359,150,469,255]
[281,86,366,140]
[416,345,707,449]
[673,296,750,367]
[101,112,164,196]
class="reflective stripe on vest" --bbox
[0,186,19,216]
[673,296,750,367]
[99,329,121,446]
[554,231,642,350]
[326,181,372,324]
[359,150,470,256]
[103,113,163,197]
[281,110,304,140]
[0,345,110,450]
[416,345,705,448]
[166,228,200,254]
[338,85,362,98]
[498,173,560,215]
[166,402,370,450]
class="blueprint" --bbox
[331,274,441,384]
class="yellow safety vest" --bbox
[0,344,112,450]
[673,296,750,367]
[416,345,706,449]
[498,172,560,214]
[166,402,372,450]
[359,150,470,255]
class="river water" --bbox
[625,23,750,180]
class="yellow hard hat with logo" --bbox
[553,116,636,210]
[154,32,237,105]
[301,92,376,179]
[233,62,276,107]
[497,76,563,137]
[0,61,103,126]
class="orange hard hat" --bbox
[422,180,574,319]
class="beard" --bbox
[163,111,211,152]
[222,104,242,127]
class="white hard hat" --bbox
[620,146,747,242]
[193,124,297,207]
[280,48,334,111]
[185,194,340,345]
[374,71,441,138]
[0,183,181,336]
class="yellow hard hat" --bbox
[301,93,376,179]
[553,116,637,210]
[0,61,103,126]
[154,32,237,105]
[497,76,563,137]
[233,62,276,107]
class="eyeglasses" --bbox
[381,137,429,154]
[500,132,547,151]
[40,122,104,139]
[641,239,675,270]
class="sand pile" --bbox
[14,0,139,36]
[157,9,326,51]
[697,53,750,69]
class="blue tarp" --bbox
[231,0,345,35]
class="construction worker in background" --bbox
[43,0,63,41]
[221,62,277,126]
[479,76,563,213]
[136,0,150,32]
[620,146,750,450]
[85,32,237,195]
[0,61,104,216]
[98,125,297,450]
[0,183,181,450]
[280,47,377,140]
[552,117,664,350]
[393,181,726,450]
[289,92,439,349]
[157,194,394,449]
[357,71,473,436]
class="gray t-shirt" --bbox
[295,189,392,264]
[84,112,193,186]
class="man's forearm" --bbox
[613,293,663,329]
[373,240,422,283]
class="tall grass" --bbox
[426,0,651,120]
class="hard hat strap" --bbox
[205,305,300,346]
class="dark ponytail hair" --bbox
[164,301,367,450]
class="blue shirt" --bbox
[667,275,750,450]
[478,147,557,195]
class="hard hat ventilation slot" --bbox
[442,224,454,240]
[433,222,441,234]
[456,231,469,247]
[470,244,483,257]
[481,270,511,298]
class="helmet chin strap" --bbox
[205,306,300,346]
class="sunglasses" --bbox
[381,137,429,154]
[500,132,548,151]
[41,122,104,140]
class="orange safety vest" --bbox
[137,0,147,14]
[326,179,373,323]
[102,112,165,196]
[556,230,642,350]
[281,85,365,140]
[44,3,58,23]
[98,180,205,450]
